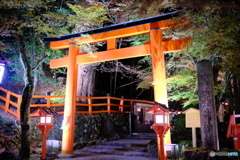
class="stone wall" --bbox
[0,118,21,159]
[48,113,129,149]
[0,113,129,159]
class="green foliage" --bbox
[50,88,66,104]
[171,114,186,134]
[0,0,52,9]
[178,140,193,151]
[172,0,240,61]
[67,3,108,28]
[167,69,198,107]
[126,34,150,46]
[167,0,240,107]
[0,0,110,92]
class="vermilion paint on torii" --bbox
[44,12,190,156]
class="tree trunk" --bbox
[228,79,234,111]
[77,64,96,103]
[18,35,34,160]
[237,80,240,114]
[197,60,219,150]
[233,77,240,114]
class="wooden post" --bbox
[192,127,197,148]
[150,28,171,144]
[5,91,10,113]
[119,96,124,113]
[107,94,111,114]
[129,112,132,135]
[37,124,54,160]
[42,131,47,160]
[88,95,92,115]
[60,44,79,156]
[47,95,51,108]
[130,100,133,113]
[158,132,165,160]
[152,126,168,160]
[107,38,116,50]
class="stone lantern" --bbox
[32,107,58,160]
[145,102,171,160]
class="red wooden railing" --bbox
[0,87,153,120]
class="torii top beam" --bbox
[44,11,181,49]
[44,11,190,68]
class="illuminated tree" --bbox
[0,0,107,159]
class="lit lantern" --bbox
[32,107,58,160]
[40,114,53,124]
[145,102,171,160]
[0,63,5,83]
[154,109,169,126]
[224,101,229,113]
[146,102,169,126]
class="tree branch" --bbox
[32,55,48,71]
[116,79,142,89]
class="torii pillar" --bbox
[150,26,170,144]
[59,43,80,157]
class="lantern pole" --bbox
[36,114,54,160]
[151,125,171,160]
[37,124,54,160]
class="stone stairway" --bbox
[71,134,157,160]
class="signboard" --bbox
[184,108,200,128]
[183,108,201,148]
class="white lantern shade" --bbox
[155,112,168,126]
[165,114,168,124]
[0,64,5,83]
[40,116,52,124]
[156,115,164,124]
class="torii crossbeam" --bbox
[44,11,190,157]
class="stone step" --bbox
[88,145,123,150]
[127,137,156,140]
[99,142,148,148]
[71,135,158,159]
[86,145,147,152]
[99,139,150,147]
[123,134,156,140]
[74,149,154,158]
[116,146,147,152]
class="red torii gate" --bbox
[44,11,190,157]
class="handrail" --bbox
[0,87,154,120]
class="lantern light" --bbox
[40,114,53,124]
[0,63,5,83]
[154,111,169,126]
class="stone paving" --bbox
[55,154,157,160]
[54,134,158,160]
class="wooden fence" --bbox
[0,87,153,120]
